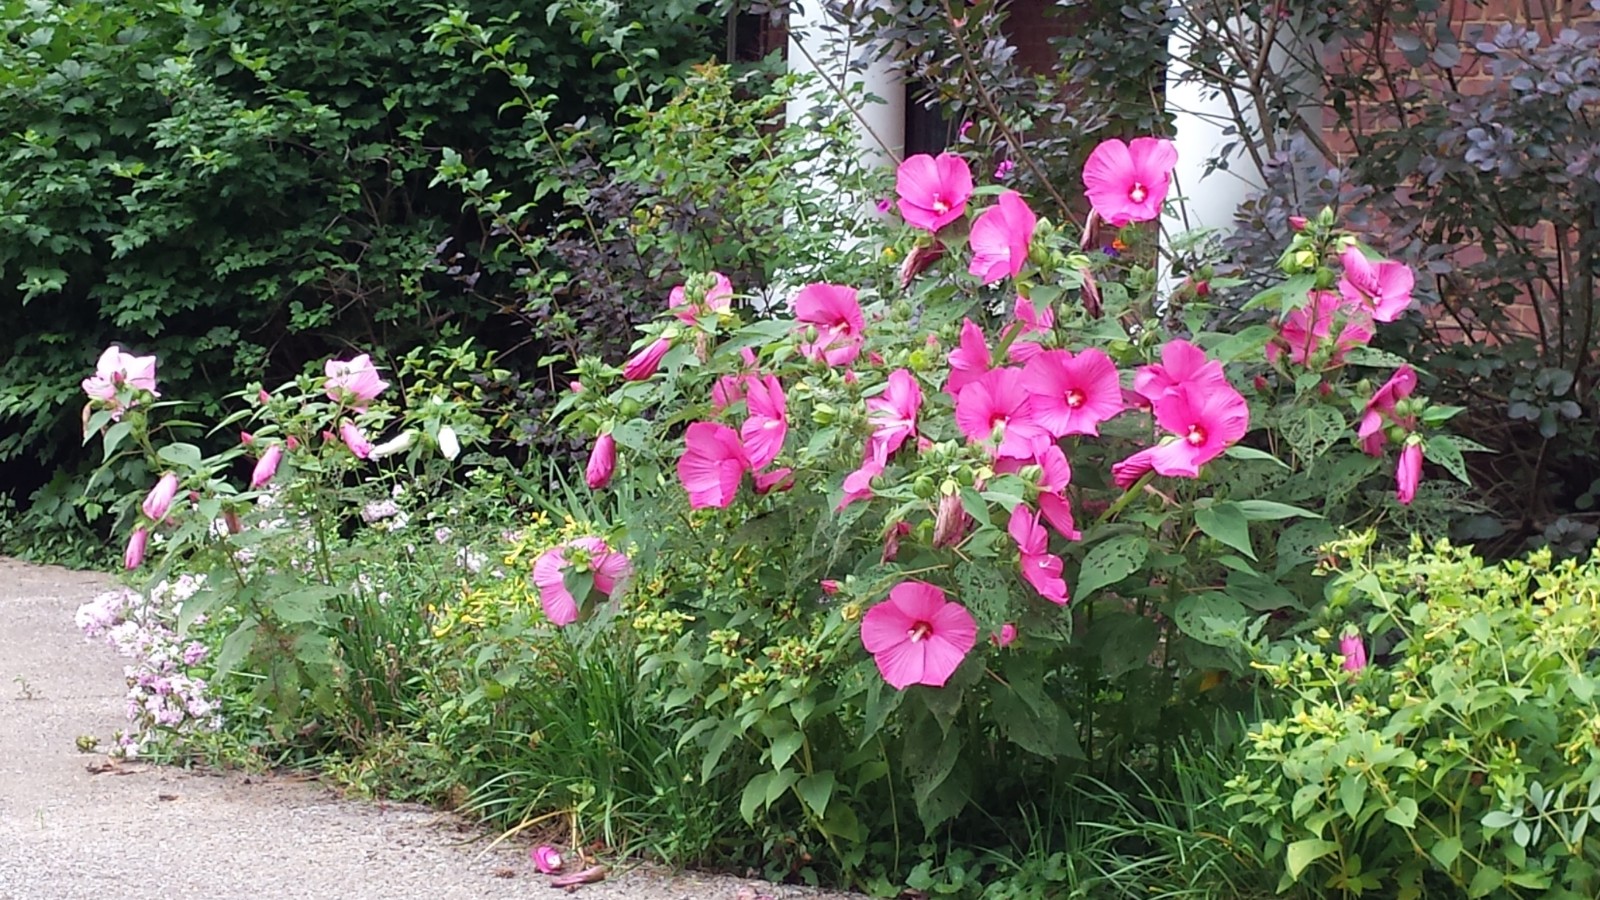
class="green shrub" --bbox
[1226,535,1600,898]
[0,0,720,552]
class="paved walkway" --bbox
[0,558,857,900]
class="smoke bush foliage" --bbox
[0,0,720,550]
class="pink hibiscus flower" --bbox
[896,152,975,233]
[1022,348,1125,437]
[1112,446,1158,489]
[1013,295,1054,335]
[711,348,759,412]
[82,346,160,418]
[1268,290,1374,368]
[794,283,865,365]
[323,354,388,410]
[677,422,750,509]
[532,536,633,627]
[945,318,993,398]
[860,581,978,690]
[1007,504,1069,605]
[866,369,923,462]
[1359,365,1418,455]
[1082,137,1178,227]
[1140,382,1250,478]
[838,456,884,511]
[739,375,788,470]
[1133,339,1229,405]
[1038,490,1082,541]
[1338,246,1415,322]
[669,272,734,323]
[968,191,1037,285]
[954,367,1050,459]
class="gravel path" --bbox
[0,558,864,900]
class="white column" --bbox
[1160,8,1321,292]
[785,5,905,182]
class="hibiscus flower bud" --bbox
[622,337,672,381]
[820,579,841,596]
[141,473,180,523]
[586,433,616,489]
[124,527,149,570]
[250,444,284,489]
[932,492,968,548]
[1288,215,1309,232]
[1339,630,1368,672]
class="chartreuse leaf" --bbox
[1285,838,1338,879]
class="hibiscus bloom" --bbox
[323,354,388,410]
[866,369,923,462]
[794,283,865,365]
[1008,505,1069,605]
[895,152,974,233]
[1082,137,1178,226]
[669,272,734,323]
[968,191,1037,285]
[1359,365,1418,455]
[82,346,160,418]
[739,375,787,470]
[1268,290,1374,368]
[532,536,632,627]
[1338,246,1414,322]
[945,318,993,397]
[1022,348,1125,437]
[1013,295,1054,335]
[677,422,749,509]
[954,367,1050,459]
[860,580,978,690]
[1139,383,1250,478]
[1133,339,1229,404]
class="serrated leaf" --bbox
[1195,501,1255,560]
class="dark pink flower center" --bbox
[932,194,950,214]
[1129,182,1147,203]
[1066,388,1086,408]
[1185,424,1207,446]
[907,621,933,643]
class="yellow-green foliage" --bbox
[1226,535,1600,899]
